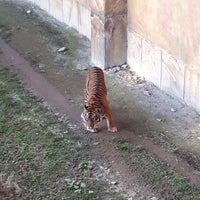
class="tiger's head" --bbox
[81,99,103,132]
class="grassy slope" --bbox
[1,62,200,200]
[0,67,123,200]
[113,137,200,200]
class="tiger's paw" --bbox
[87,126,99,133]
[92,124,99,133]
[108,126,117,133]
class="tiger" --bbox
[81,66,117,133]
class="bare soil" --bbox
[0,0,200,199]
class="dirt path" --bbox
[0,36,157,200]
[0,0,200,199]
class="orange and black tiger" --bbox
[81,66,117,133]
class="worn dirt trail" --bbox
[1,0,200,199]
[0,38,158,199]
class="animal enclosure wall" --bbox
[27,0,127,68]
[127,0,200,112]
[90,0,127,68]
[28,0,91,39]
[27,0,200,113]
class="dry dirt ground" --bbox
[0,0,200,199]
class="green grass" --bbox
[63,29,76,70]
[113,137,131,152]
[0,24,12,41]
[0,67,99,199]
[0,67,125,199]
[113,137,200,200]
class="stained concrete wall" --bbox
[28,0,127,68]
[91,0,127,67]
[26,0,200,113]
[127,0,200,112]
[28,0,91,39]
[104,0,127,67]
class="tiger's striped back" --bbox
[85,67,107,101]
[81,66,117,133]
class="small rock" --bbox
[55,112,60,116]
[144,90,151,96]
[111,181,118,185]
[197,137,200,140]
[38,63,46,73]
[58,47,68,53]
[110,66,120,73]
[151,197,158,200]
[76,63,87,71]
[133,76,138,81]
[26,10,32,14]
[115,66,121,72]
[121,63,128,69]
[156,118,162,122]
[38,63,45,69]
[170,108,177,112]
[93,142,100,145]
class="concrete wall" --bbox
[28,0,127,68]
[91,0,127,68]
[27,0,200,113]
[127,0,200,112]
[28,0,91,39]
[104,0,127,67]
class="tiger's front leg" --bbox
[105,113,117,133]
[106,118,117,133]
[102,101,117,132]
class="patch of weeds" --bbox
[114,138,200,200]
[133,145,144,152]
[88,180,125,200]
[113,137,127,145]
[65,29,75,58]
[78,161,94,176]
[174,148,200,172]
[113,137,131,152]
[63,29,77,69]
[25,53,41,67]
[154,132,176,151]
[0,67,101,199]
[0,173,21,198]
[0,24,12,41]
[142,129,176,152]
[65,178,86,193]
[66,193,98,200]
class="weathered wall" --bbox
[28,0,126,68]
[127,0,200,112]
[28,0,91,39]
[91,0,127,68]
[105,0,127,67]
[90,0,105,67]
[26,0,200,113]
